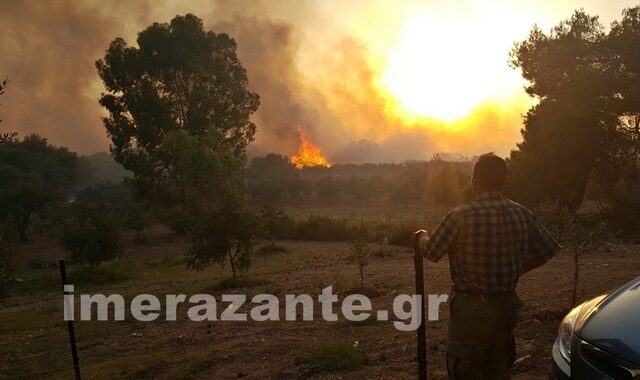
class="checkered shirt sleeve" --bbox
[424,210,459,263]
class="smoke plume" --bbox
[0,0,528,162]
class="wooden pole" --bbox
[59,260,81,380]
[413,232,427,380]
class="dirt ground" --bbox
[2,233,640,379]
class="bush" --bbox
[255,206,295,241]
[385,222,416,247]
[61,206,121,268]
[540,209,609,306]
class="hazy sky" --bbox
[0,0,637,162]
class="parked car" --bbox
[551,275,640,379]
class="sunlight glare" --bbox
[379,6,526,122]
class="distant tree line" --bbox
[246,153,473,207]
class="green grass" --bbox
[282,203,448,225]
[294,340,368,374]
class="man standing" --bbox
[417,153,560,379]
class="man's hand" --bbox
[414,229,430,256]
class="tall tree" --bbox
[507,9,632,212]
[96,14,260,281]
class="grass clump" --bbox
[294,340,368,374]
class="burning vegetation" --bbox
[289,126,331,169]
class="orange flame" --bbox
[289,126,331,169]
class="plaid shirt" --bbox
[424,192,560,294]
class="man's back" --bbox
[418,154,561,379]
[424,191,560,294]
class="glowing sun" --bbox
[379,7,525,122]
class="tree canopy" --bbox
[508,7,640,215]
[97,14,260,281]
[96,14,259,204]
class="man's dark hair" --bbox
[473,153,508,191]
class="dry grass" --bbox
[2,219,640,379]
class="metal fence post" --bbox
[413,232,427,380]
[59,260,81,380]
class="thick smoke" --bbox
[213,16,339,158]
[0,0,526,161]
[0,1,118,152]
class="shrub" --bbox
[385,222,416,247]
[61,205,121,268]
[256,206,295,241]
[541,209,609,306]
[292,215,354,241]
[348,223,372,287]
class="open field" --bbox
[278,202,452,226]
[2,225,640,379]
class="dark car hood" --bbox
[576,276,640,366]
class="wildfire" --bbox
[289,126,332,169]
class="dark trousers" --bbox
[446,290,523,380]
